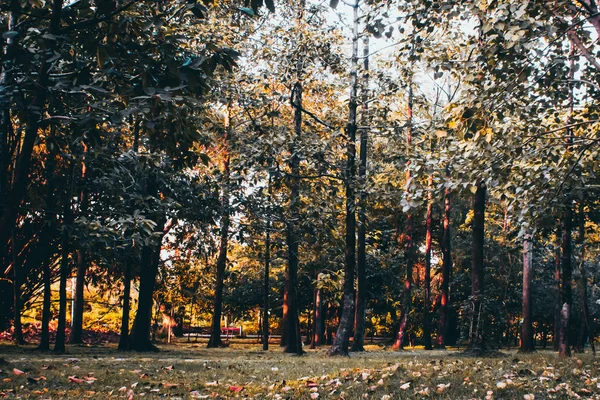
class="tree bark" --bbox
[329,0,359,356]
[468,181,486,354]
[520,232,534,353]
[118,259,132,351]
[352,25,369,354]
[311,273,323,349]
[208,112,231,349]
[436,167,452,348]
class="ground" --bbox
[0,340,597,399]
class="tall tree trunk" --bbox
[436,167,452,348]
[423,175,433,350]
[575,202,593,353]
[208,110,231,349]
[329,0,359,356]
[520,232,534,353]
[284,82,304,355]
[262,174,272,351]
[393,47,415,352]
[118,260,132,351]
[352,26,369,354]
[11,230,24,345]
[0,0,63,250]
[54,170,74,354]
[468,181,486,354]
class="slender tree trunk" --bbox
[352,27,369,354]
[69,153,88,344]
[262,174,271,351]
[423,175,433,350]
[11,230,24,345]
[393,48,415,352]
[208,112,231,349]
[559,202,573,358]
[54,171,74,353]
[520,232,534,353]
[330,0,359,356]
[468,181,486,354]
[437,167,452,348]
[118,260,132,351]
[575,202,593,353]
[311,273,323,349]
[553,222,561,351]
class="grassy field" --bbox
[0,340,597,399]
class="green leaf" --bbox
[238,7,255,16]
[2,31,18,39]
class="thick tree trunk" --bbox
[330,0,359,356]
[352,24,369,354]
[437,168,452,348]
[208,133,231,348]
[118,260,132,351]
[520,233,534,353]
[11,230,24,345]
[423,175,433,350]
[468,181,486,354]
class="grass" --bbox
[0,339,597,399]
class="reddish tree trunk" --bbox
[423,175,433,350]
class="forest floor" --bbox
[0,340,597,399]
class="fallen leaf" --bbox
[229,386,243,392]
[127,389,135,400]
[140,373,150,379]
[310,393,319,399]
[69,376,85,384]
[306,381,318,388]
[496,381,507,389]
[41,365,55,370]
[13,368,25,375]
[27,376,46,383]
[162,365,174,371]
[205,381,218,386]
[400,382,411,390]
[162,382,177,388]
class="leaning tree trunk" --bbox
[520,232,534,353]
[0,0,63,250]
[437,167,452,348]
[329,0,359,356]
[352,26,369,353]
[208,112,231,349]
[467,181,486,355]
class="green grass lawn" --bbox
[0,340,597,399]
